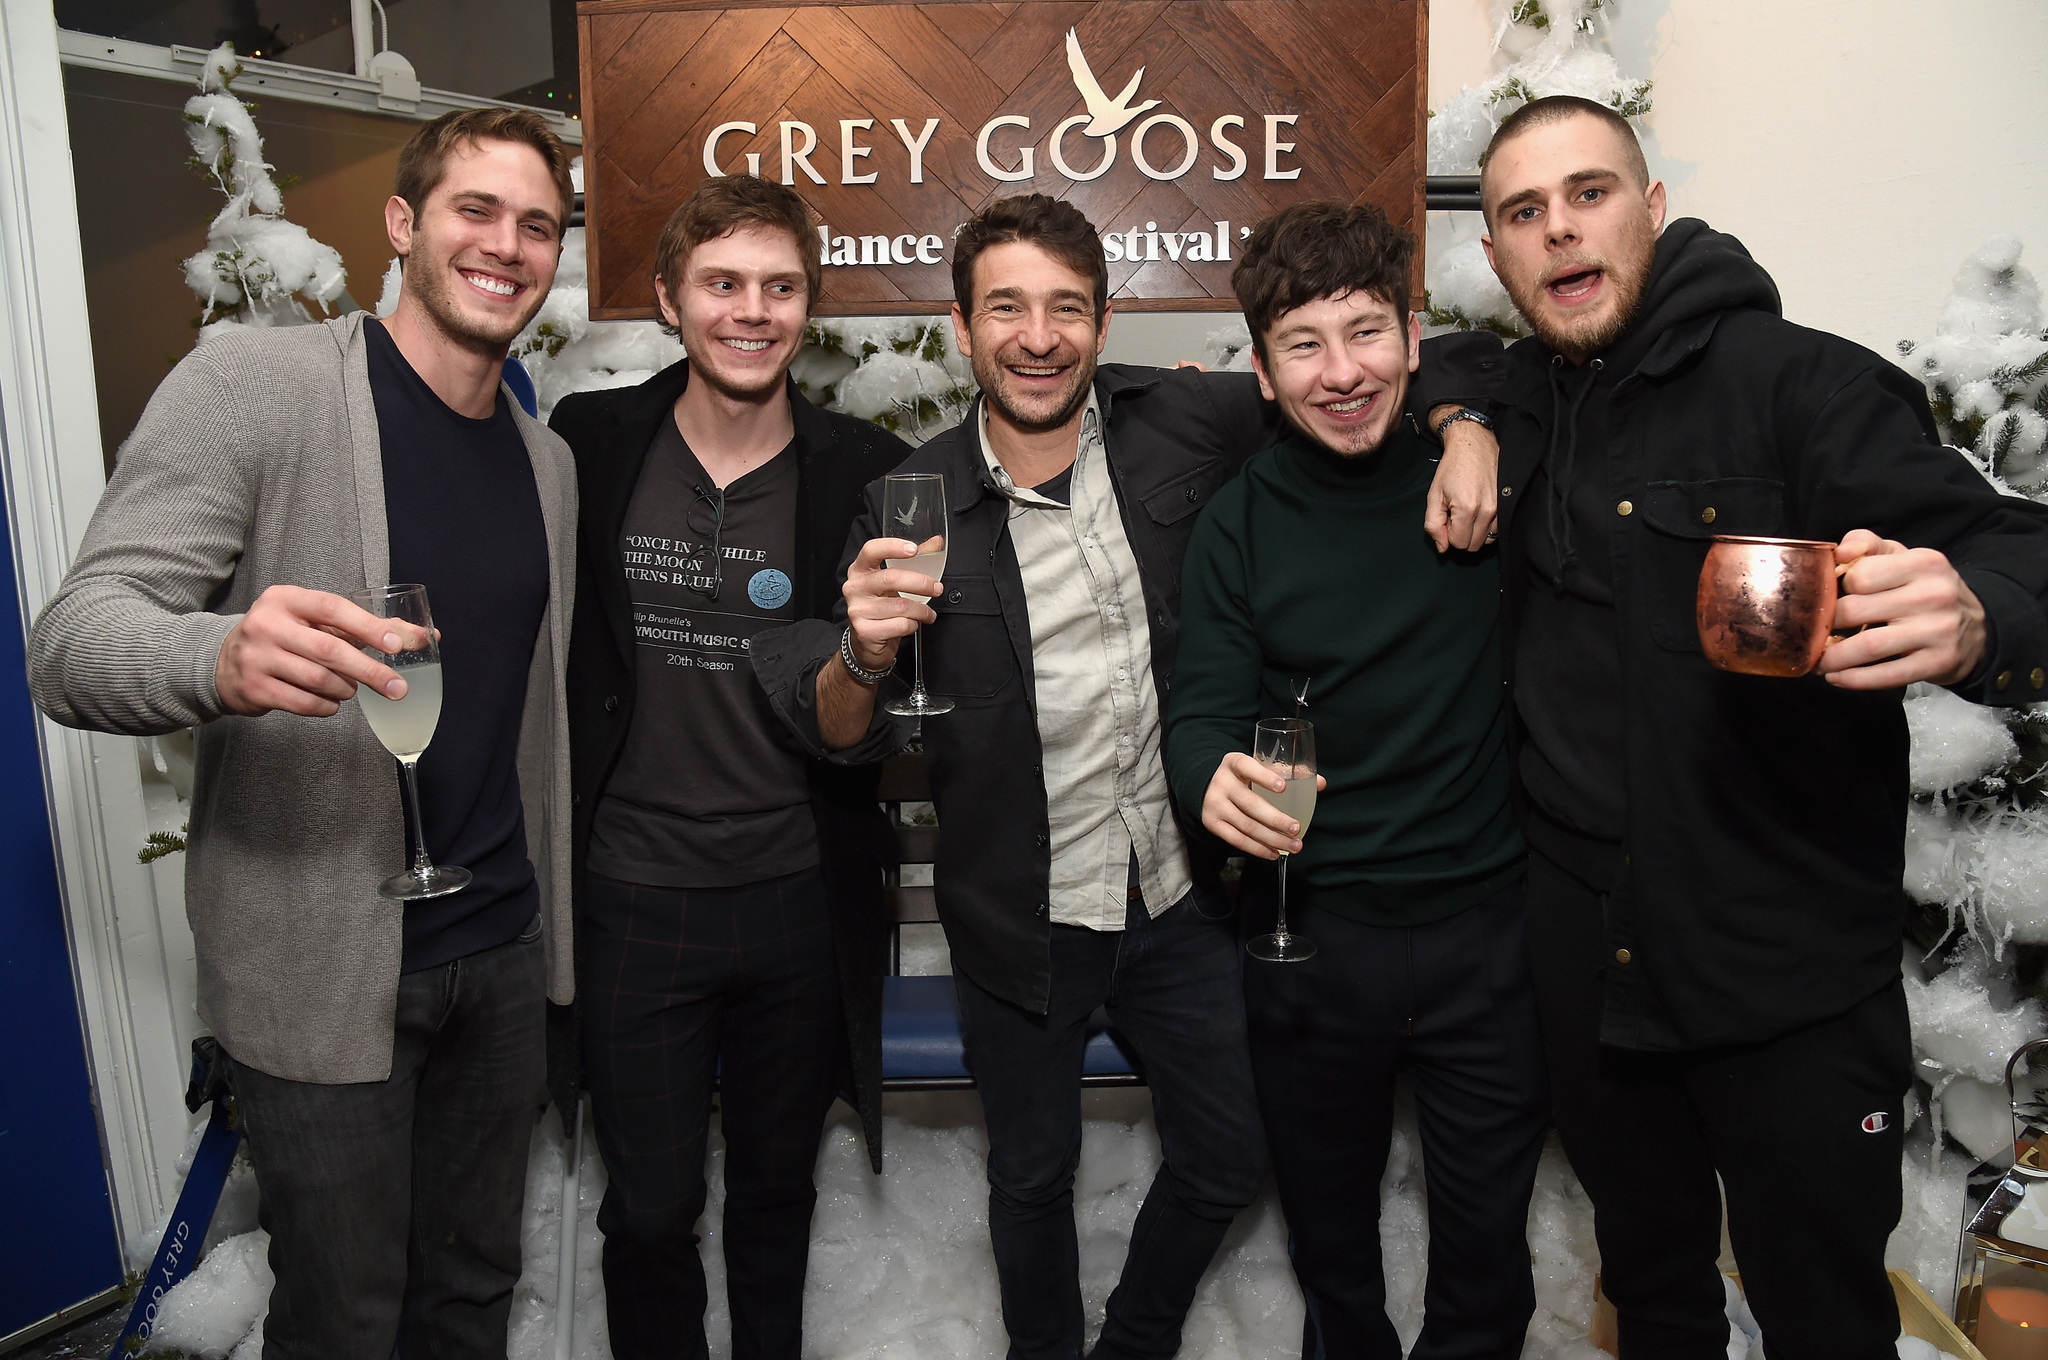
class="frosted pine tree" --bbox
[1422,0,1653,337]
[181,43,346,341]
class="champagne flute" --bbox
[351,584,471,901]
[1247,718,1317,963]
[882,472,954,718]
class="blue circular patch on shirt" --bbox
[748,568,793,610]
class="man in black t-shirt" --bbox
[549,177,910,1360]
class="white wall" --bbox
[1107,0,2048,369]
[1428,0,2048,358]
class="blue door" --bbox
[0,496,123,1332]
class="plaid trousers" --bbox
[580,867,845,1360]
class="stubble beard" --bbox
[406,248,543,354]
[689,341,794,404]
[1506,226,1656,363]
[972,346,1096,435]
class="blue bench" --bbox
[877,750,1142,1092]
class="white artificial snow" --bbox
[1906,683,2019,794]
[375,257,402,319]
[1200,318,1255,373]
[141,1229,271,1357]
[1908,945,2043,1086]
[180,44,346,340]
[1424,1,1651,176]
[1428,232,1522,334]
[1935,1077,2014,1165]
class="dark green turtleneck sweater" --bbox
[1164,425,1522,927]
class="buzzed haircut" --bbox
[1231,200,1415,363]
[650,175,824,333]
[952,194,1109,320]
[1479,95,1651,226]
[395,107,575,232]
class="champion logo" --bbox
[1861,1112,1890,1134]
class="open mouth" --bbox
[720,338,773,353]
[461,269,521,298]
[1546,268,1605,305]
[1316,391,1380,422]
[1007,364,1067,380]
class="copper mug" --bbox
[1696,535,1840,677]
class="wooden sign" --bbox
[576,0,1426,317]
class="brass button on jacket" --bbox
[1998,671,2014,691]
[1614,948,1633,965]
[2033,667,2046,690]
[1616,500,1634,516]
[1701,506,1717,524]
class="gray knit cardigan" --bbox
[28,313,576,1084]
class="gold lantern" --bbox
[1957,1038,2048,1358]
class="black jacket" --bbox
[761,366,1286,1012]
[1418,219,2048,1051]
[550,360,911,1170]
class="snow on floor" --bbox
[142,1090,1961,1359]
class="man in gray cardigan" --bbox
[29,109,577,1357]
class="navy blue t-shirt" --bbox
[365,321,548,972]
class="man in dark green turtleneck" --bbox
[1164,202,1543,1360]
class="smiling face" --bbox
[951,240,1110,436]
[1481,113,1666,361]
[656,224,810,402]
[385,136,563,353]
[1251,290,1419,457]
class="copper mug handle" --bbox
[1696,535,1840,677]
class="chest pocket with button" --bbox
[926,574,1015,699]
[1638,477,1788,651]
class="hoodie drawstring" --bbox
[1544,355,1603,592]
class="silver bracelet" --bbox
[1431,406,1494,438]
[840,627,893,687]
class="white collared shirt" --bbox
[978,393,1192,929]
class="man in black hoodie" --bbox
[1419,96,2048,1354]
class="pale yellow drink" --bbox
[887,548,949,605]
[357,662,443,759]
[1254,775,1317,840]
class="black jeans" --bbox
[230,918,545,1360]
[580,868,844,1360]
[953,894,1266,1360]
[1525,852,1909,1359]
[1244,878,1548,1360]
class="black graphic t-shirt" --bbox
[586,417,819,888]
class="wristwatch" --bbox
[840,627,894,687]
[1431,406,1494,438]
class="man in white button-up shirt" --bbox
[797,195,1499,1360]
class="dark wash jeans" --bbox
[953,894,1266,1360]
[229,918,545,1360]
[1243,878,1547,1360]
[579,868,844,1360]
[1525,853,1908,1359]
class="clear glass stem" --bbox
[399,756,433,880]
[1275,852,1290,937]
[911,628,930,701]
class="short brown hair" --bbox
[951,194,1108,319]
[395,107,574,231]
[1479,95,1650,227]
[651,176,822,333]
[1232,201,1414,363]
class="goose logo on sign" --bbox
[1066,29,1159,137]
[1861,1112,1890,1134]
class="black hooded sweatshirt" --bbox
[1418,219,2048,1051]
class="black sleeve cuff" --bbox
[751,618,915,762]
[1411,331,1510,439]
[1951,566,2048,705]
